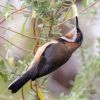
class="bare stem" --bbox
[35,81,39,100]
[48,17,53,37]
[32,18,40,54]
[79,0,99,14]
[0,35,32,53]
[54,0,99,27]
[0,5,31,24]
[30,81,36,92]
[0,25,46,41]
[21,88,25,100]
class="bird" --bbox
[8,16,83,93]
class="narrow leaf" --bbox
[83,0,89,7]
[8,57,14,66]
[21,17,28,34]
[37,87,45,100]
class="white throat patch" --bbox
[60,27,77,42]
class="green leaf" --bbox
[0,11,3,16]
[32,9,37,18]
[21,17,28,34]
[5,2,11,18]
[0,72,7,82]
[37,87,45,100]
[8,57,14,66]
[83,0,89,7]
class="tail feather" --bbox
[8,71,31,93]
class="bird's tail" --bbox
[8,70,32,93]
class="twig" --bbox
[21,87,25,100]
[35,81,39,100]
[63,7,71,21]
[30,80,36,92]
[54,0,99,27]
[47,16,53,38]
[63,0,76,21]
[0,5,31,24]
[0,35,32,53]
[32,18,41,54]
[0,26,46,41]
[32,18,36,37]
[0,4,31,13]
[0,4,16,10]
[79,0,99,14]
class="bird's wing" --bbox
[36,43,72,78]
[28,40,58,70]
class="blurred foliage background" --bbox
[0,0,100,100]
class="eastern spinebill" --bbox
[8,16,83,93]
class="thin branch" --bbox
[21,88,25,100]
[63,7,71,21]
[54,0,99,27]
[48,16,53,37]
[79,0,99,14]
[30,80,36,92]
[63,0,76,21]
[0,35,32,53]
[35,81,39,100]
[0,4,31,13]
[0,26,46,41]
[32,18,41,54]
[0,5,31,24]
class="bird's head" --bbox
[60,16,83,43]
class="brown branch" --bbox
[79,0,99,14]
[0,16,9,25]
[0,4,31,14]
[0,4,16,10]
[33,31,40,54]
[0,35,32,53]
[32,18,41,54]
[54,0,99,27]
[30,80,36,92]
[0,26,46,41]
[0,5,31,24]
[63,7,71,21]
[32,18,36,37]
[48,17,53,38]
[21,88,25,100]
[63,0,76,21]
[35,81,39,100]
